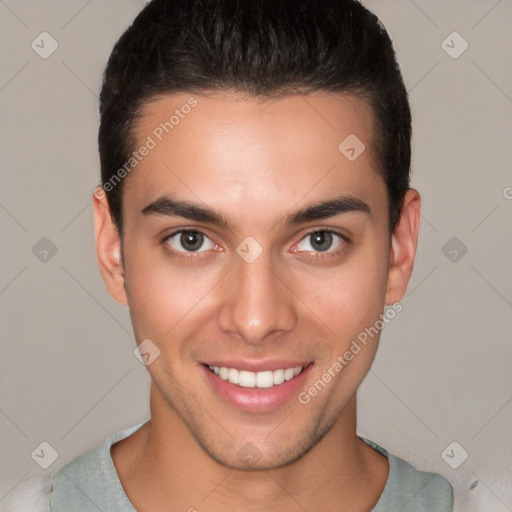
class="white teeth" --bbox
[238,370,256,387]
[228,368,239,384]
[208,365,305,388]
[273,369,285,385]
[256,370,274,388]
[284,368,295,381]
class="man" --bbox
[9,0,454,510]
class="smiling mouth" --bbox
[205,364,310,389]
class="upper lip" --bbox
[202,360,312,372]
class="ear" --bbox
[92,187,128,305]
[385,188,421,305]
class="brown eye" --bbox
[295,230,344,253]
[309,231,333,252]
[165,230,215,253]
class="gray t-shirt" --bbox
[5,423,454,511]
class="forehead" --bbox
[124,91,387,228]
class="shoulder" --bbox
[388,454,453,510]
[360,437,454,512]
[49,423,144,511]
[1,474,53,512]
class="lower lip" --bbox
[200,364,313,413]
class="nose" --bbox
[217,251,298,345]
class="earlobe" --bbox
[92,187,128,305]
[385,188,421,305]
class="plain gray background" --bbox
[1,1,511,510]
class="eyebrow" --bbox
[287,195,371,225]
[141,194,371,228]
[141,196,231,228]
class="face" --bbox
[94,91,419,470]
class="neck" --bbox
[112,384,388,512]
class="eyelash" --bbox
[291,228,350,259]
[162,228,220,260]
[162,227,351,260]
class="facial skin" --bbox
[93,91,420,511]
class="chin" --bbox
[194,418,332,472]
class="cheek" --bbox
[295,250,389,408]
[293,247,388,341]
[122,243,222,339]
